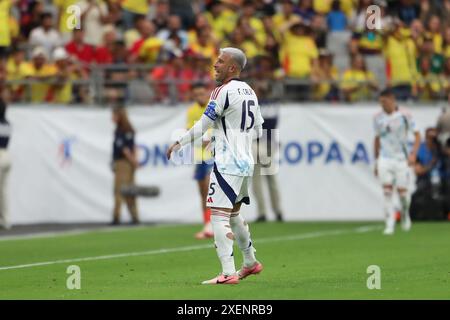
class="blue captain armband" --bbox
[204,101,218,121]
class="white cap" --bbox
[31,46,48,59]
[53,47,69,61]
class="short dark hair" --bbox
[243,0,254,7]
[133,14,146,25]
[379,88,395,98]
[40,12,53,21]
[191,82,207,90]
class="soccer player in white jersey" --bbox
[167,48,264,284]
[374,89,420,235]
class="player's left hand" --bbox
[166,142,181,160]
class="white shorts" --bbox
[206,166,250,209]
[377,157,410,189]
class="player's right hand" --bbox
[166,142,181,160]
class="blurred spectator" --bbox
[160,30,184,61]
[0,61,5,98]
[312,0,331,16]
[310,11,327,48]
[410,18,425,50]
[24,46,57,103]
[124,14,146,49]
[29,12,63,56]
[149,51,194,103]
[443,58,450,96]
[241,0,266,47]
[94,27,117,64]
[261,15,280,62]
[443,0,450,23]
[46,47,79,104]
[340,54,377,102]
[250,55,282,100]
[78,0,109,47]
[416,57,443,101]
[316,0,354,19]
[54,0,79,43]
[384,20,418,101]
[410,126,445,221]
[104,40,130,105]
[152,0,170,31]
[157,14,188,50]
[395,0,420,26]
[295,0,315,24]
[189,27,218,63]
[188,13,217,46]
[377,0,394,30]
[417,37,444,74]
[121,0,150,30]
[227,18,263,59]
[279,16,318,100]
[205,0,237,42]
[273,0,297,30]
[0,98,11,230]
[5,47,28,102]
[327,0,347,32]
[18,0,44,39]
[443,26,450,59]
[425,15,443,55]
[65,28,95,65]
[131,20,163,63]
[351,0,371,32]
[415,127,441,189]
[350,13,385,86]
[0,0,15,58]
[191,55,213,87]
[312,49,339,101]
[280,16,318,78]
[169,0,195,29]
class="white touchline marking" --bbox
[0,225,381,271]
[0,223,196,242]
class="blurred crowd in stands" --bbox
[1,0,450,104]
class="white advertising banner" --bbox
[7,104,443,224]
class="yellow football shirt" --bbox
[138,37,164,63]
[121,0,148,15]
[384,36,418,85]
[281,32,318,78]
[54,0,79,33]
[0,0,11,47]
[23,63,58,103]
[341,69,376,101]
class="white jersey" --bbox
[374,107,417,161]
[204,79,264,176]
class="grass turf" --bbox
[0,222,449,299]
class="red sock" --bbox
[203,208,211,224]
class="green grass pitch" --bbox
[0,222,449,299]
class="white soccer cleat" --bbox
[401,216,412,231]
[383,227,394,235]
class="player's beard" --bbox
[214,69,224,85]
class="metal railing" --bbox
[4,64,450,105]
